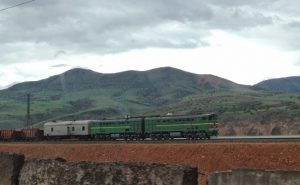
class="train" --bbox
[0,113,218,141]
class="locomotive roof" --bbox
[145,113,216,120]
[94,117,143,123]
[44,120,97,126]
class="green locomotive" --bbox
[90,118,144,140]
[90,113,218,140]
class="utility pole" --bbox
[26,93,31,128]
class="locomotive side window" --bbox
[82,126,85,131]
[51,128,53,132]
[72,127,75,131]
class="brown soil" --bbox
[0,142,299,185]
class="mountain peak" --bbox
[64,67,95,73]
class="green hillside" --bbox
[0,67,299,135]
[0,67,239,127]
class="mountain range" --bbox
[0,67,299,135]
[255,76,300,93]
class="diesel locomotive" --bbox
[44,113,218,140]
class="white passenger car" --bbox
[44,120,93,138]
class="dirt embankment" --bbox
[220,119,300,136]
[0,142,299,185]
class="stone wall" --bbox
[0,152,24,185]
[19,159,197,185]
[208,169,300,185]
[0,153,198,185]
[2,152,300,185]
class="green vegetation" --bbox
[0,67,299,130]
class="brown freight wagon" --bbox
[0,130,22,141]
[20,128,44,140]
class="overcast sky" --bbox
[0,0,300,89]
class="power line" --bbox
[0,0,36,12]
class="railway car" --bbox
[20,128,44,140]
[0,129,22,141]
[90,118,144,140]
[44,120,93,139]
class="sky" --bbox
[0,0,300,89]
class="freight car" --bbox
[0,129,22,141]
[20,128,44,141]
[0,128,43,141]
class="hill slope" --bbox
[0,67,247,128]
[255,76,300,93]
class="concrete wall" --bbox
[208,169,300,185]
[0,153,197,185]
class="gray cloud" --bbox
[209,0,277,7]
[51,64,69,68]
[208,5,273,30]
[0,0,297,64]
[54,50,67,58]
[287,21,300,28]
[0,0,210,62]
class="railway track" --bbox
[1,135,300,144]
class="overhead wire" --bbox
[0,0,36,12]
